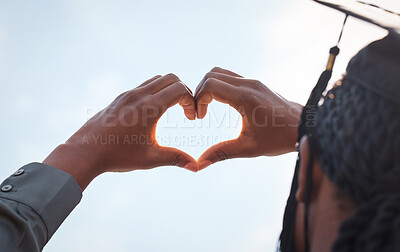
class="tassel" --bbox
[298,46,340,141]
[279,15,347,252]
[279,47,340,252]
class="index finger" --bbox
[195,78,242,119]
[194,72,247,97]
[194,67,243,95]
[153,81,196,120]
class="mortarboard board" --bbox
[280,1,400,252]
[315,0,400,34]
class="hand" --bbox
[44,74,198,190]
[195,67,302,170]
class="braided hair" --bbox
[313,77,400,252]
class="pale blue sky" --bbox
[0,0,389,251]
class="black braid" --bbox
[313,77,400,251]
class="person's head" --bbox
[282,34,400,252]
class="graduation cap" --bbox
[299,0,400,139]
[280,1,400,252]
[315,0,400,34]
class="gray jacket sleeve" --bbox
[0,162,82,251]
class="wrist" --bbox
[286,101,303,151]
[43,142,102,191]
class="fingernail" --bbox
[188,113,196,120]
[184,162,199,172]
[198,160,212,170]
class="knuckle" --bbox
[123,90,140,104]
[204,72,214,80]
[164,73,180,82]
[146,96,157,106]
[114,91,129,101]
[170,80,184,90]
[138,95,154,107]
[177,83,190,96]
[176,80,185,87]
[247,79,262,89]
[165,73,176,78]
[203,77,217,90]
[211,66,222,72]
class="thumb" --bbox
[197,138,253,171]
[155,146,198,172]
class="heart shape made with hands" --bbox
[154,67,248,172]
[156,99,242,170]
[153,67,300,172]
[62,67,298,183]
